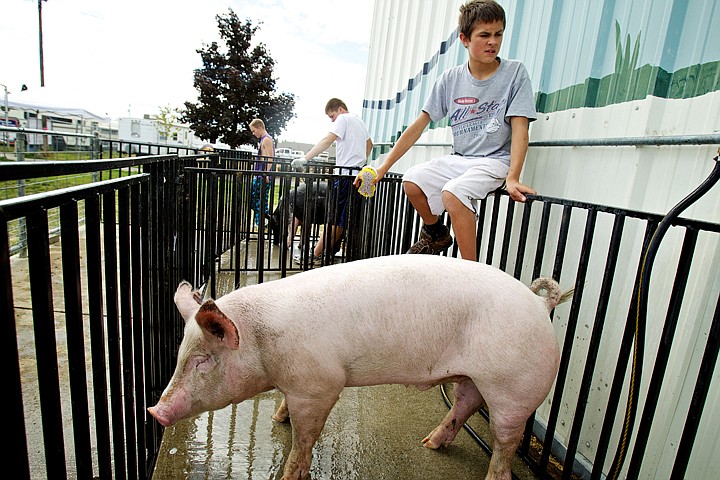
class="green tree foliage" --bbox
[155,105,180,144]
[181,9,296,148]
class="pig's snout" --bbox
[148,404,174,427]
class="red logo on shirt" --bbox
[454,97,478,105]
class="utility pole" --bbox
[38,0,47,86]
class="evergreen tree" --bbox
[182,9,296,148]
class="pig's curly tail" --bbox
[529,278,574,311]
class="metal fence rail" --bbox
[0,154,192,480]
[1,142,719,479]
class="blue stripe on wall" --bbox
[538,0,565,94]
[362,29,459,111]
[660,0,689,72]
[508,0,526,59]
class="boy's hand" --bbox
[356,166,378,197]
[506,178,536,202]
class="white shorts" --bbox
[402,154,509,216]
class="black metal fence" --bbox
[1,144,719,479]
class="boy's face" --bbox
[461,20,504,64]
[250,125,261,138]
[327,109,341,122]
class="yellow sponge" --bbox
[358,166,377,198]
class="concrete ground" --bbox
[151,383,540,480]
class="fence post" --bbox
[92,131,101,182]
[15,133,27,258]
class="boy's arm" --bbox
[505,116,536,202]
[372,111,431,182]
[304,133,338,161]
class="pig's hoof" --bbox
[422,426,454,449]
[272,412,290,423]
[422,436,442,449]
[272,401,290,423]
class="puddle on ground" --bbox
[151,384,538,480]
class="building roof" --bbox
[8,100,109,121]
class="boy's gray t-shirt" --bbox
[423,58,537,165]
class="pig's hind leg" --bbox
[423,379,484,449]
[281,392,341,480]
[484,413,527,480]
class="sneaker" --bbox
[407,225,453,255]
[293,254,325,266]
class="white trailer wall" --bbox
[363,1,720,478]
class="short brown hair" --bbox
[249,118,265,129]
[325,98,348,114]
[459,0,506,38]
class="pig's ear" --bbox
[175,281,201,322]
[195,300,240,350]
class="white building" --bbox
[6,100,110,150]
[117,115,201,147]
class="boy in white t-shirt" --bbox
[299,98,373,265]
[356,0,537,261]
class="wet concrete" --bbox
[151,384,539,480]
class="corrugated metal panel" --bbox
[365,0,720,135]
[363,1,720,478]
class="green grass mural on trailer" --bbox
[537,21,720,113]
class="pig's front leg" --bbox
[423,380,484,449]
[280,392,340,480]
[272,396,289,422]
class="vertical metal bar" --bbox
[26,210,67,479]
[118,187,139,479]
[556,209,597,479]
[130,182,148,478]
[627,227,699,476]
[216,168,229,266]
[257,174,266,282]
[531,202,552,280]
[85,195,112,479]
[59,202,93,479]
[141,178,162,466]
[591,220,658,480]
[551,205,572,281]
[0,212,31,479]
[561,213,625,480]
[205,172,218,298]
[233,171,244,286]
[475,197,488,262]
[498,193,514,270]
[538,207,590,472]
[671,292,720,479]
[512,200,534,280]
[484,190,501,264]
[102,191,127,479]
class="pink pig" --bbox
[148,254,569,480]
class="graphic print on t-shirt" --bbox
[448,96,506,139]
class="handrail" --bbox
[0,125,97,139]
[372,133,720,149]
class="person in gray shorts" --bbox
[356,0,537,261]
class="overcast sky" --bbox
[1,0,374,144]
